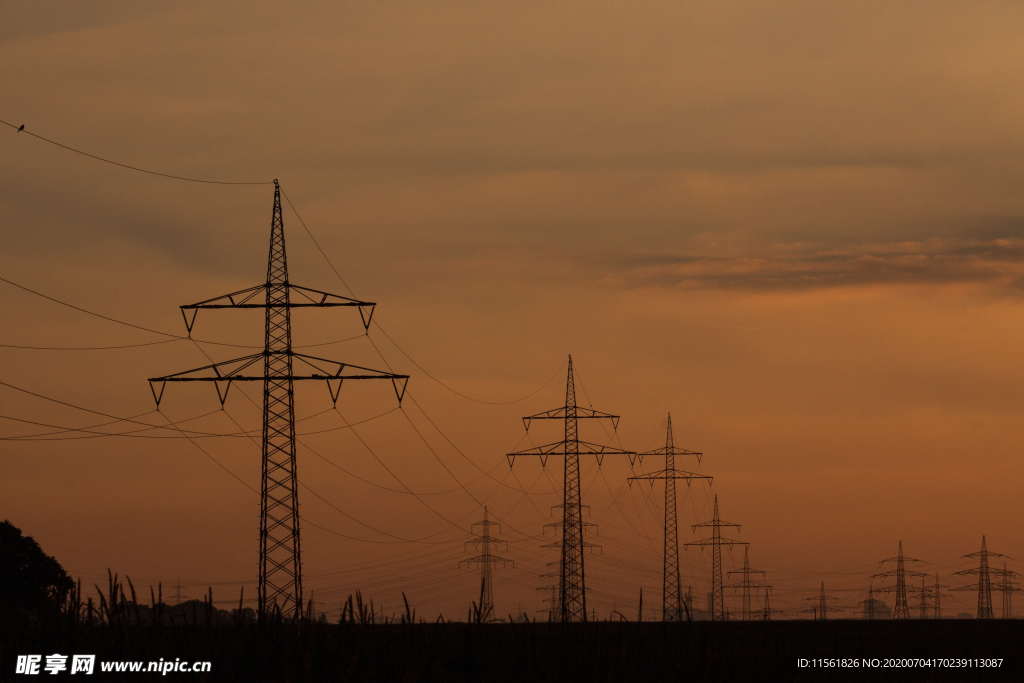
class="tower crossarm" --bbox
[522,405,621,430]
[638,445,704,465]
[878,555,925,564]
[691,519,742,532]
[872,570,928,581]
[465,535,510,552]
[954,567,1018,578]
[726,567,768,578]
[628,467,711,487]
[180,283,376,333]
[685,536,748,548]
[962,550,1011,560]
[459,553,515,569]
[506,439,637,467]
[148,352,409,407]
[542,539,602,552]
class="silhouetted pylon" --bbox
[998,561,1020,619]
[459,506,514,622]
[684,495,748,621]
[929,573,952,618]
[872,541,926,619]
[761,587,782,620]
[506,356,636,623]
[147,181,408,619]
[802,581,843,620]
[628,413,711,621]
[725,546,770,620]
[953,535,1010,619]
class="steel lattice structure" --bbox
[148,180,408,619]
[459,506,514,622]
[684,495,747,621]
[628,413,710,622]
[506,355,636,623]
[725,546,770,621]
[802,581,843,620]
[872,540,927,620]
[952,535,1013,619]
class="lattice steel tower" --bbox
[148,180,408,619]
[460,506,514,621]
[506,355,636,622]
[803,581,841,620]
[628,413,711,622]
[873,540,925,620]
[684,495,747,621]
[953,535,1012,619]
[726,546,770,620]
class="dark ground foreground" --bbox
[3,619,1022,682]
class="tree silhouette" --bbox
[0,520,73,619]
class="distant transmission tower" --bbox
[536,559,560,622]
[802,581,842,620]
[148,180,409,619]
[916,573,951,619]
[998,561,1020,619]
[761,587,782,620]
[460,506,514,621]
[684,495,747,621]
[953,535,1010,619]
[628,413,711,622]
[929,573,951,619]
[506,355,636,623]
[872,540,926,620]
[725,546,770,620]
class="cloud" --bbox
[609,235,1024,292]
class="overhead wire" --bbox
[0,274,367,351]
[280,188,561,407]
[1,118,271,185]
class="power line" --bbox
[0,379,396,441]
[0,274,366,351]
[1,118,271,185]
[0,338,181,351]
[280,189,561,407]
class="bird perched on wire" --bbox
[17,124,24,132]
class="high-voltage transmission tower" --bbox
[628,413,711,622]
[536,560,560,622]
[802,581,844,620]
[998,561,1020,619]
[953,535,1012,619]
[926,573,951,619]
[872,540,926,620]
[916,575,929,619]
[726,546,771,620]
[459,506,514,622]
[506,355,636,623]
[148,181,408,619]
[684,495,747,621]
[761,587,782,620]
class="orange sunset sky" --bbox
[3,1,1024,618]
